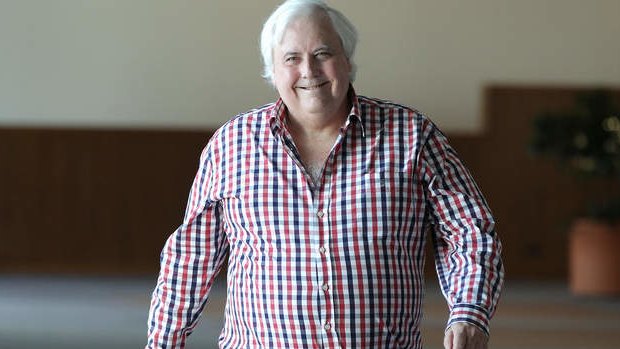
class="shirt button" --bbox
[319,246,327,254]
[322,284,329,291]
[324,322,331,331]
[317,210,325,218]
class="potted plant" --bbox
[530,90,620,296]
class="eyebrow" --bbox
[282,44,333,57]
[313,45,332,53]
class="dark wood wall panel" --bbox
[1,86,618,278]
[0,128,212,274]
[449,86,620,280]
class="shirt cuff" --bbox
[446,304,490,336]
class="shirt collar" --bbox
[345,86,365,138]
[268,85,366,138]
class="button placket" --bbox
[314,161,338,344]
[317,207,333,335]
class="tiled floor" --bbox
[0,275,618,349]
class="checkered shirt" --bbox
[147,89,504,348]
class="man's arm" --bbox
[146,143,229,349]
[419,125,504,341]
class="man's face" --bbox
[272,12,351,121]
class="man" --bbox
[146,1,504,348]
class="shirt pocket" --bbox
[363,169,412,199]
[359,169,415,237]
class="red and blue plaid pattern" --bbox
[147,89,504,348]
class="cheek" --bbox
[326,61,350,82]
[273,71,297,99]
[274,68,298,88]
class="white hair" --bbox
[260,0,358,86]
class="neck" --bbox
[286,100,350,136]
[286,112,346,139]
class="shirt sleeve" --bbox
[146,141,229,349]
[419,125,504,336]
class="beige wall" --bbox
[1,0,619,133]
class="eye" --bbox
[316,51,332,60]
[284,56,299,64]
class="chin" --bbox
[300,98,330,110]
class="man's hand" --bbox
[443,323,488,349]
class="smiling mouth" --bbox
[297,81,329,90]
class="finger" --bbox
[444,326,468,349]
[452,329,467,349]
[468,331,488,349]
[462,327,488,349]
[443,328,454,349]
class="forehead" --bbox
[277,12,342,51]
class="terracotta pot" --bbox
[569,219,620,296]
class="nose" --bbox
[300,55,320,78]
